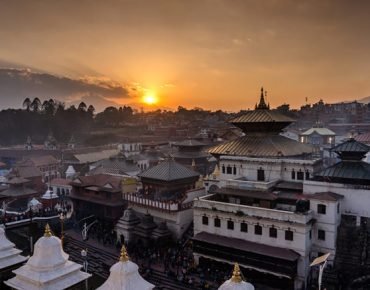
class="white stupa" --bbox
[219,263,255,290]
[0,227,28,270]
[65,165,76,179]
[5,224,91,290]
[41,188,59,200]
[97,245,155,290]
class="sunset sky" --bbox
[0,0,370,111]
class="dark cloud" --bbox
[0,68,129,110]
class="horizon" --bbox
[1,1,370,111]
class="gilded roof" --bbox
[139,159,199,181]
[230,110,294,124]
[208,135,313,158]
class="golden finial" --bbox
[44,223,52,237]
[119,245,129,262]
[231,263,242,283]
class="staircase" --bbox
[63,235,204,290]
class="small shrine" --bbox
[218,263,255,290]
[0,227,28,271]
[5,224,90,290]
[97,245,154,290]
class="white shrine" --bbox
[5,224,90,290]
[0,227,28,271]
[97,245,154,290]
[219,263,255,290]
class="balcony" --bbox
[195,194,314,225]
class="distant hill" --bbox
[358,96,370,103]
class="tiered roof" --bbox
[139,159,199,182]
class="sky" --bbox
[0,0,370,111]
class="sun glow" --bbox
[142,93,158,105]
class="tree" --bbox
[22,98,31,111]
[78,102,87,112]
[87,105,95,117]
[30,98,41,112]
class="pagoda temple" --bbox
[97,245,154,290]
[208,87,313,158]
[5,224,90,290]
[218,263,255,290]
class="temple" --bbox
[4,224,90,290]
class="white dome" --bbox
[27,224,68,270]
[219,264,255,290]
[97,246,154,290]
[41,188,58,199]
[0,227,15,249]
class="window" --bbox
[305,170,310,180]
[317,204,326,214]
[257,168,265,181]
[214,217,221,228]
[297,170,304,180]
[202,216,208,225]
[240,222,248,233]
[222,165,225,174]
[269,227,277,238]
[227,220,234,230]
[226,165,232,174]
[309,229,312,240]
[255,225,262,235]
[318,229,326,241]
[337,203,340,214]
[291,169,296,179]
[285,230,294,241]
[233,165,237,175]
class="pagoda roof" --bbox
[230,110,294,125]
[331,138,370,153]
[300,127,335,136]
[173,139,206,147]
[314,161,370,184]
[139,159,199,182]
[208,135,313,158]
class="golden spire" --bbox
[231,263,242,283]
[119,245,129,262]
[44,223,52,237]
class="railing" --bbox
[3,215,61,227]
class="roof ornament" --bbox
[44,223,52,237]
[119,245,129,262]
[231,263,242,283]
[255,87,269,110]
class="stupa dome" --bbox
[219,263,255,290]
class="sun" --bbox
[142,93,158,105]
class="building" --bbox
[4,224,90,290]
[89,156,141,177]
[299,123,336,159]
[70,174,126,226]
[171,139,214,175]
[97,245,154,290]
[194,88,320,290]
[118,159,205,240]
[17,155,60,183]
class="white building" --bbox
[194,89,321,290]
[5,224,90,290]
